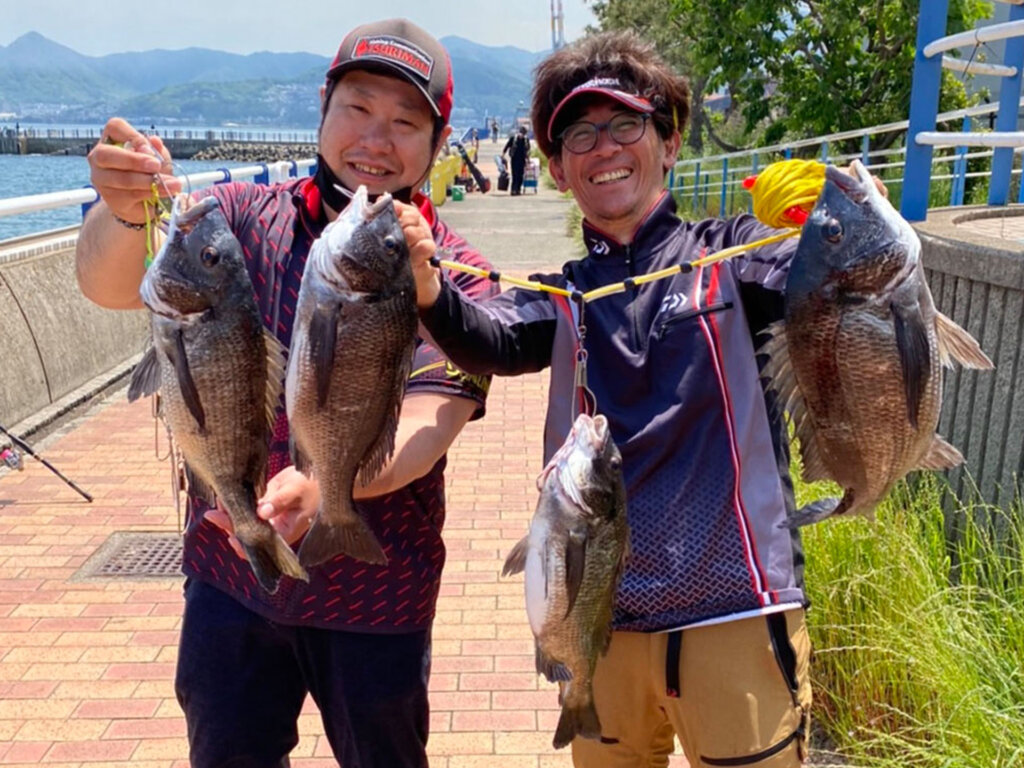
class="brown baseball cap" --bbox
[326,18,454,124]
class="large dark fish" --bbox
[503,413,629,750]
[128,194,308,593]
[761,160,993,527]
[286,185,418,568]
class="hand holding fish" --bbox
[87,117,181,225]
[394,200,441,309]
[206,466,320,559]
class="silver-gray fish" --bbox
[761,160,994,527]
[128,194,307,593]
[285,185,418,568]
[503,413,629,750]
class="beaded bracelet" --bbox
[111,212,148,231]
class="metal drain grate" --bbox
[73,532,183,581]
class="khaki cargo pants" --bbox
[571,609,812,768]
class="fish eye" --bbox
[383,235,400,253]
[823,218,843,243]
[200,246,220,267]
[609,456,622,471]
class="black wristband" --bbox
[111,212,147,231]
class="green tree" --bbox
[671,0,992,150]
[588,0,741,153]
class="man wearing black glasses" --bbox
[403,30,813,768]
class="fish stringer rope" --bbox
[570,294,597,420]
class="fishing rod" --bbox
[0,422,93,502]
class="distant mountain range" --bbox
[0,32,544,128]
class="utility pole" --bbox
[550,0,565,50]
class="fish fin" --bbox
[263,329,286,435]
[238,530,309,594]
[308,305,339,409]
[781,494,854,529]
[761,323,830,482]
[356,346,414,488]
[564,528,587,619]
[128,346,161,402]
[935,311,994,370]
[168,328,206,432]
[185,465,216,507]
[289,436,313,476]
[916,434,964,470]
[553,699,602,749]
[536,644,572,682]
[298,513,387,568]
[891,299,931,430]
[502,536,530,577]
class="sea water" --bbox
[0,154,306,242]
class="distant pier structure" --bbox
[0,126,316,159]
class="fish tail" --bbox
[239,530,309,594]
[553,694,602,750]
[298,514,387,568]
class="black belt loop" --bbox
[665,629,683,698]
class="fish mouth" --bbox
[364,192,394,220]
[574,413,610,452]
[824,161,872,205]
[170,194,219,236]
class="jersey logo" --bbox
[658,292,688,316]
[589,239,610,256]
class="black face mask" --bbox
[312,153,414,215]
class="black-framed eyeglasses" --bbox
[559,112,651,154]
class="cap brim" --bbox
[547,87,654,142]
[326,59,442,118]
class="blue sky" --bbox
[0,0,596,56]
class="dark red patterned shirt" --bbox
[180,176,497,631]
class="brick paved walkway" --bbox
[0,182,690,766]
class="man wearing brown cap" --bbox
[410,30,815,767]
[76,19,496,768]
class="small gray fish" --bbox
[503,413,629,750]
[286,185,418,568]
[128,194,307,593]
[761,160,994,527]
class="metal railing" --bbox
[0,159,318,232]
[903,1,1024,219]
[669,99,1018,219]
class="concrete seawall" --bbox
[915,207,1024,514]
[0,231,147,430]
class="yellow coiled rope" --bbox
[432,159,828,303]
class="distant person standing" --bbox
[491,118,499,142]
[503,126,530,195]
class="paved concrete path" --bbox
[0,181,687,767]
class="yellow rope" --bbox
[744,159,825,228]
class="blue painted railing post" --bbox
[861,135,870,166]
[902,0,948,221]
[820,142,829,164]
[952,117,969,206]
[784,147,792,160]
[989,2,1024,204]
[719,157,729,215]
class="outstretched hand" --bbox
[87,117,182,225]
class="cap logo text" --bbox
[353,35,434,80]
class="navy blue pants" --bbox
[175,579,430,768]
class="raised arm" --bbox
[75,118,182,309]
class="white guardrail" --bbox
[0,158,317,228]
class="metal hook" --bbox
[571,297,597,419]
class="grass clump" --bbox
[802,474,1024,767]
